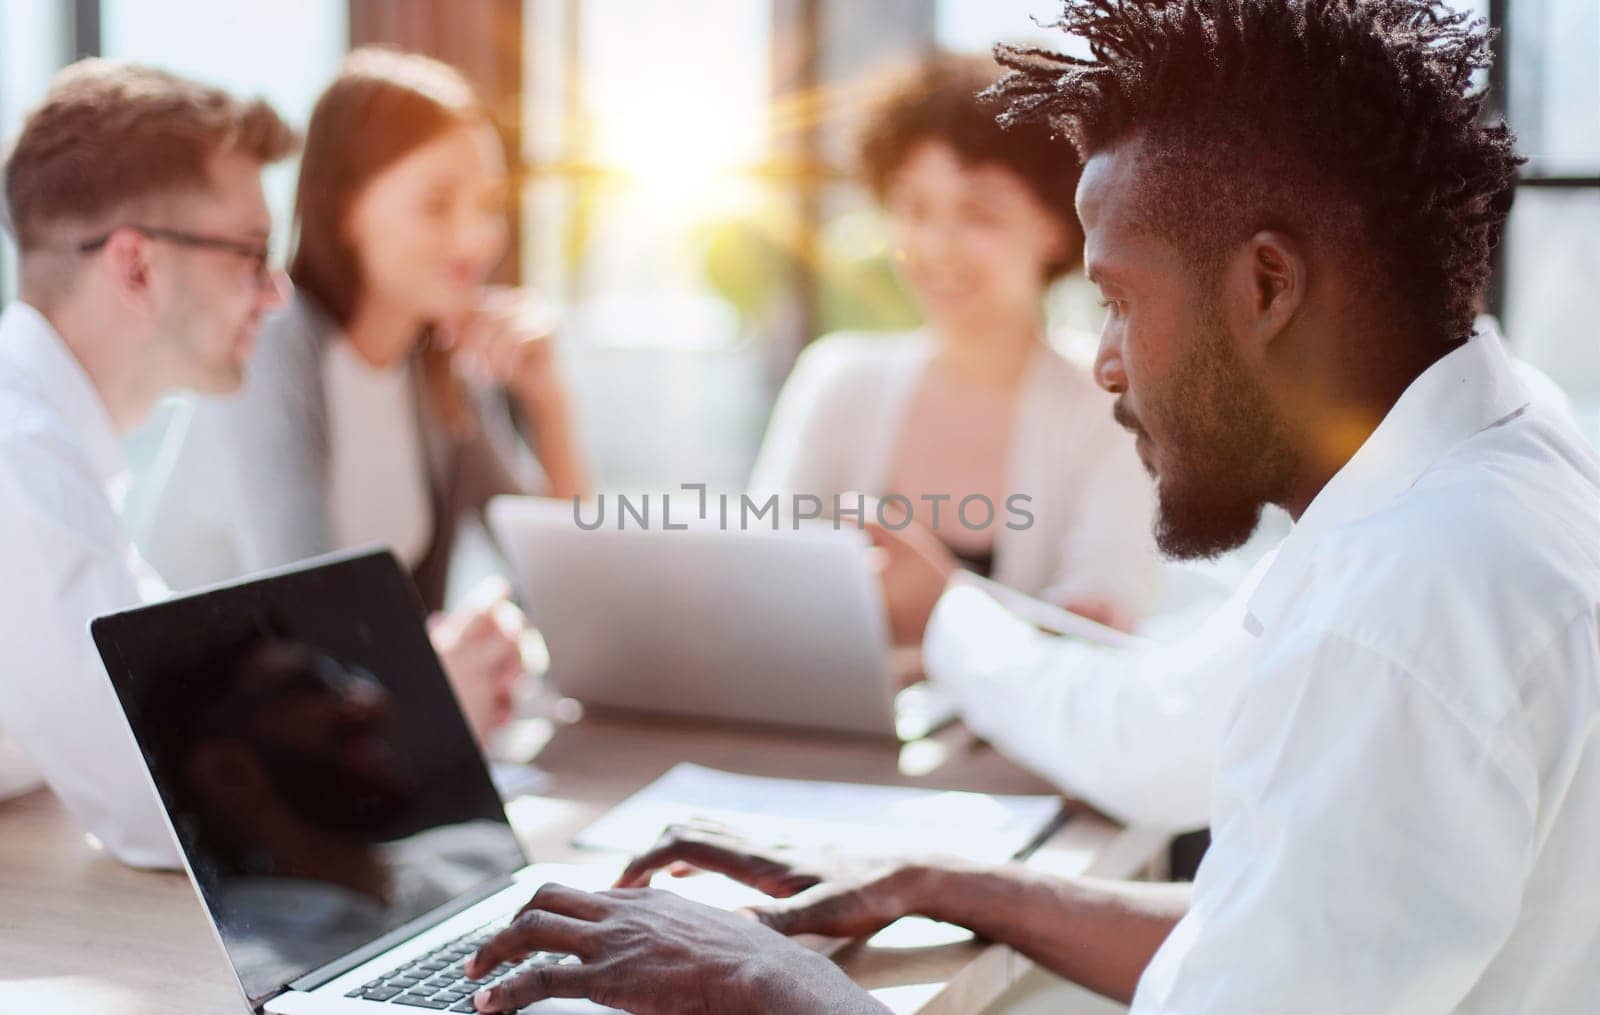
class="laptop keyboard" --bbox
[344,921,570,1011]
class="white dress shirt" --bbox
[0,303,179,868]
[1124,330,1600,1011]
[926,550,1278,830]
[0,729,42,800]
[922,323,1576,833]
[750,330,1163,618]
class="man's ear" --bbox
[1223,229,1306,359]
[98,228,155,303]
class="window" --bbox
[99,0,347,253]
[1506,0,1600,175]
[0,2,73,301]
[1496,0,1600,443]
[521,0,778,490]
[524,1,1110,490]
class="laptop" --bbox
[487,495,953,741]
[92,549,618,1014]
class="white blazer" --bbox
[750,330,1163,619]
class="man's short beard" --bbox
[1154,474,1268,560]
[1149,304,1296,561]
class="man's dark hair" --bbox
[989,0,1523,350]
[860,52,1084,279]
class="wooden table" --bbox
[0,714,1167,1013]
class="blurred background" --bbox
[1,0,1595,499]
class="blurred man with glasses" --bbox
[0,60,296,866]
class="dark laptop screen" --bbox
[92,551,527,1008]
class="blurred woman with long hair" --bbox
[152,49,590,740]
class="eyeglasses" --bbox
[79,225,273,285]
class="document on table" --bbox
[490,761,553,801]
[575,763,1066,864]
[964,573,1146,650]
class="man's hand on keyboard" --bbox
[463,882,887,1014]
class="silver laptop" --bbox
[92,550,616,1014]
[488,496,952,740]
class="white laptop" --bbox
[92,550,619,1014]
[488,496,952,741]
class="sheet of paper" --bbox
[964,573,1146,650]
[574,763,1064,865]
[491,761,553,800]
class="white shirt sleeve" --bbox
[747,341,856,497]
[923,580,1248,830]
[0,440,181,869]
[0,730,41,800]
[1132,632,1533,1012]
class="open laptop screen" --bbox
[92,550,527,1008]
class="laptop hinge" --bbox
[286,874,517,995]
